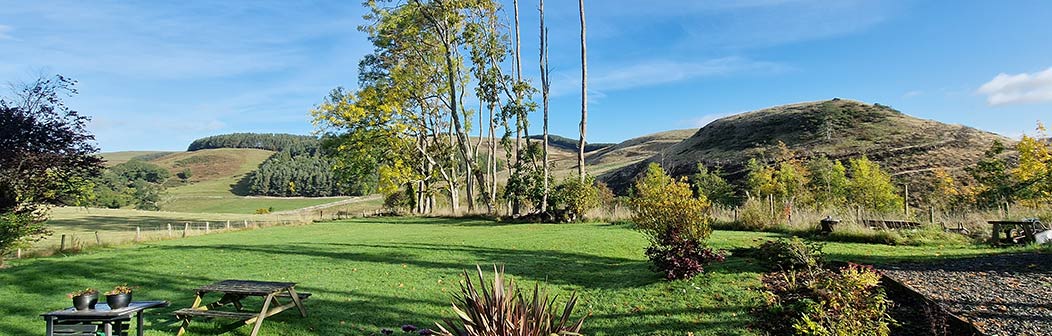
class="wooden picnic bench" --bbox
[988,220,1050,245]
[175,280,309,336]
[863,219,922,230]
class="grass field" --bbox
[0,217,1024,336]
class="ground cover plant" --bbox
[1,217,1034,335]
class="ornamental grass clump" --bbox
[435,265,586,336]
[630,163,724,280]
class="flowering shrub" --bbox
[630,163,722,280]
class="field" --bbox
[0,217,1022,335]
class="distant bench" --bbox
[863,219,922,230]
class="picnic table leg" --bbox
[137,310,145,336]
[177,292,205,336]
[45,316,54,336]
[288,287,308,317]
[249,293,277,336]
[103,321,113,336]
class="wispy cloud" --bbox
[550,57,787,97]
[0,24,11,40]
[977,67,1052,106]
[903,90,923,98]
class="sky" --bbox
[1,0,1051,152]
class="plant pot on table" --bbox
[106,293,132,309]
[72,294,99,311]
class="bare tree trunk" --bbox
[539,0,550,212]
[513,0,523,167]
[489,105,497,213]
[577,0,588,182]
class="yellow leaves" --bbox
[631,163,713,242]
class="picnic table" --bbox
[175,280,310,336]
[988,219,1050,245]
[41,300,169,336]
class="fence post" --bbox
[60,234,67,252]
[205,222,210,234]
[225,221,230,230]
[183,223,189,238]
[903,184,910,217]
[244,220,249,229]
[95,231,102,245]
[929,206,935,225]
[16,248,21,259]
[168,224,173,238]
[135,227,141,242]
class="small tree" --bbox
[631,163,723,280]
[692,164,737,207]
[0,74,102,266]
[847,157,901,213]
[806,157,849,209]
[967,141,1015,208]
[1013,124,1052,206]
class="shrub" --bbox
[755,237,824,272]
[736,197,778,231]
[631,163,721,280]
[254,207,272,214]
[435,265,586,336]
[384,188,416,215]
[757,263,892,336]
[645,234,725,280]
[550,176,599,222]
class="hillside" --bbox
[96,148,349,213]
[528,134,614,153]
[99,151,175,166]
[584,128,697,173]
[601,99,1012,193]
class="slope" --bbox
[602,99,1012,193]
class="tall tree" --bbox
[577,0,588,182]
[539,0,551,212]
[0,74,102,267]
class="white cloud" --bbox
[903,90,923,98]
[550,57,786,97]
[0,24,11,40]
[977,67,1052,105]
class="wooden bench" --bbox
[863,219,922,230]
[53,324,101,336]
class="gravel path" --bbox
[880,253,1052,336]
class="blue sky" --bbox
[1,0,1050,152]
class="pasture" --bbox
[0,217,1019,335]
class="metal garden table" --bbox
[41,300,170,336]
[175,280,309,336]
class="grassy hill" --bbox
[584,129,697,174]
[99,151,176,166]
[96,148,350,214]
[601,99,1012,193]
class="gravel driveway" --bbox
[880,253,1052,336]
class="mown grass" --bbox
[0,217,1023,335]
[158,197,347,214]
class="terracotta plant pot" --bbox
[106,293,132,309]
[72,293,99,311]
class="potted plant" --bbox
[105,284,134,309]
[67,288,99,311]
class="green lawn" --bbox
[0,218,1019,335]
[158,197,348,214]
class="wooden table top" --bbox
[42,301,170,318]
[196,280,297,296]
